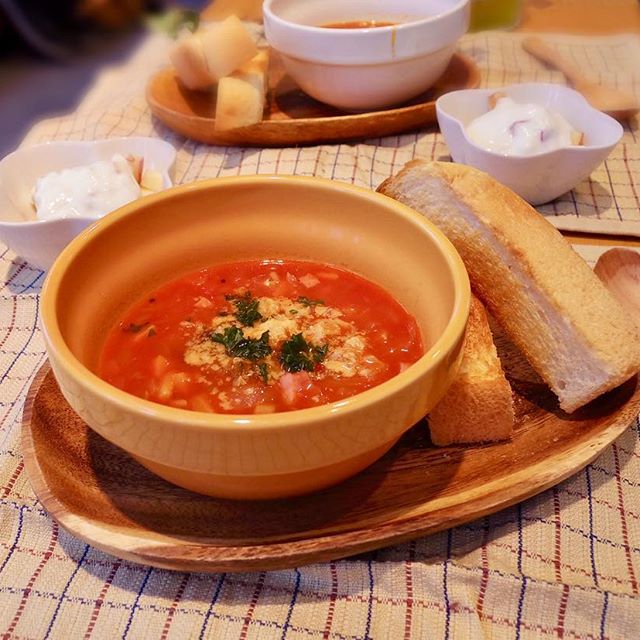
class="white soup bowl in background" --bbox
[263,0,470,111]
[0,137,176,271]
[436,83,623,205]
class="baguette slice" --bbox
[378,160,640,412]
[429,295,514,445]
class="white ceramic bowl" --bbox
[436,83,623,205]
[263,0,470,111]
[0,137,176,271]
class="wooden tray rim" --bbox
[145,52,481,147]
[20,362,640,572]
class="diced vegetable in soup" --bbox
[99,260,423,414]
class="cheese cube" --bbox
[214,51,269,131]
[198,15,258,81]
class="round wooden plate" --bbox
[145,52,480,147]
[22,342,640,572]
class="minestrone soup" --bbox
[99,260,423,414]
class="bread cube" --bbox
[214,50,268,131]
[169,32,212,90]
[199,15,258,80]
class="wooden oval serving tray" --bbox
[22,352,640,573]
[146,52,480,147]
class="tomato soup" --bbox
[321,20,397,29]
[99,260,423,414]
[321,20,398,29]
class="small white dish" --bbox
[436,83,623,205]
[0,137,176,271]
[263,0,470,111]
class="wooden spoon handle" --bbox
[594,248,640,327]
[522,36,583,86]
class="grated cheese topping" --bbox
[183,295,385,385]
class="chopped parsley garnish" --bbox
[280,333,328,373]
[297,296,325,307]
[147,328,157,338]
[211,327,272,361]
[225,292,263,326]
[257,362,269,384]
[123,322,149,333]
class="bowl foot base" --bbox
[131,440,398,500]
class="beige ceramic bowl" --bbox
[40,176,470,499]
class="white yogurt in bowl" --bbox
[0,137,176,270]
[466,96,578,156]
[435,83,623,204]
[34,154,142,221]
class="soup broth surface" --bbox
[321,20,397,29]
[99,260,423,414]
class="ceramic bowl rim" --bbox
[263,0,469,65]
[264,0,469,33]
[41,175,470,434]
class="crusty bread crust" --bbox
[429,296,514,445]
[378,160,640,412]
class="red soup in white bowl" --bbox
[263,0,470,111]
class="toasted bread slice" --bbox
[378,160,640,412]
[429,295,514,445]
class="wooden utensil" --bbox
[522,36,639,121]
[146,52,480,146]
[594,248,640,323]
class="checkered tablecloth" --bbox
[2,30,640,639]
